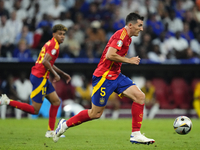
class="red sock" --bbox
[66,109,91,127]
[9,100,35,114]
[131,102,144,132]
[48,105,59,131]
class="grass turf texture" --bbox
[0,118,199,150]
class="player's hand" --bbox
[62,73,71,84]
[128,56,141,65]
[53,73,60,82]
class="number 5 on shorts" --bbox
[100,87,106,96]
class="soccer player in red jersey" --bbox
[0,24,71,138]
[53,13,155,144]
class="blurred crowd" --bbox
[1,0,200,62]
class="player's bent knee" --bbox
[135,92,145,104]
[52,98,61,106]
[88,111,102,119]
[91,114,101,119]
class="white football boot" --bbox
[45,130,65,138]
[0,94,10,105]
[130,131,155,145]
[45,131,55,138]
[53,119,68,142]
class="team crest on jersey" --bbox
[99,97,105,105]
[117,40,123,47]
[51,49,56,55]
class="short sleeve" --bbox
[46,42,57,57]
[110,39,124,50]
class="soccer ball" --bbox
[173,116,192,135]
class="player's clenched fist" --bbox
[128,56,141,65]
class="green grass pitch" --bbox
[0,118,200,150]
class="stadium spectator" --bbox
[163,9,183,33]
[0,74,18,119]
[37,0,54,15]
[147,42,165,62]
[6,11,23,41]
[68,0,85,22]
[53,11,74,29]
[181,0,194,11]
[152,32,170,59]
[74,12,90,31]
[13,39,32,60]
[190,34,200,57]
[36,13,53,30]
[100,2,116,34]
[139,0,157,17]
[73,23,85,45]
[15,25,33,49]
[184,9,198,37]
[36,19,53,50]
[146,13,164,36]
[85,2,101,22]
[60,28,81,58]
[59,0,75,12]
[26,2,43,31]
[185,47,196,59]
[156,0,167,20]
[46,0,66,20]
[14,72,32,119]
[142,79,159,119]
[120,0,140,19]
[112,9,125,32]
[193,82,200,118]
[174,0,186,20]
[11,0,28,22]
[0,0,9,19]
[0,15,15,57]
[167,31,189,59]
[136,33,152,59]
[180,22,194,43]
[193,5,200,23]
[85,20,107,58]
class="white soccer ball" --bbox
[173,116,192,135]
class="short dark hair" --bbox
[125,12,144,25]
[52,24,68,33]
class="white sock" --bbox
[63,120,68,130]
[131,131,141,136]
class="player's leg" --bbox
[53,103,105,142]
[42,77,62,137]
[0,94,41,114]
[122,85,155,144]
[53,75,112,142]
[45,91,61,137]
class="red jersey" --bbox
[93,28,132,80]
[31,37,60,79]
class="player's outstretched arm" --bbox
[106,47,140,65]
[53,65,71,84]
[42,53,60,82]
